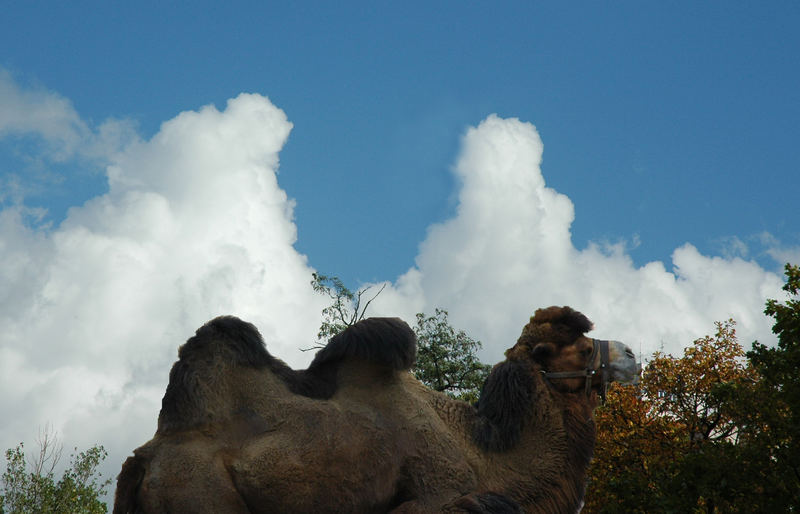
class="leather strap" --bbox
[540,339,611,402]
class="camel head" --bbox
[507,306,639,403]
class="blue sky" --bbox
[3,2,797,285]
[1,1,799,497]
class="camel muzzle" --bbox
[540,339,639,403]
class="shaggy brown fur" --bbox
[158,316,416,432]
[115,306,637,513]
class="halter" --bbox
[540,339,611,402]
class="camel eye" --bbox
[531,343,554,363]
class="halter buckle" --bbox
[541,339,611,403]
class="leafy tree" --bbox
[584,383,675,513]
[311,273,490,401]
[308,272,385,349]
[741,262,800,509]
[644,320,756,447]
[585,320,759,513]
[586,264,800,512]
[413,309,491,403]
[1,428,110,514]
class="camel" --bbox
[114,306,639,513]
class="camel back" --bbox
[308,317,417,373]
[157,315,416,433]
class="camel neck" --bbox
[511,381,597,513]
[471,364,596,513]
[421,362,598,513]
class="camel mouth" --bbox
[607,341,641,385]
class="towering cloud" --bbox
[0,88,326,490]
[376,115,785,362]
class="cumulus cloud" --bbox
[0,70,136,206]
[0,91,326,496]
[759,232,800,271]
[0,70,136,163]
[0,86,790,505]
[0,69,90,160]
[374,115,785,363]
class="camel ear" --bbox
[531,342,554,364]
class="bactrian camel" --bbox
[115,306,639,513]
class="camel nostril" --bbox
[625,348,635,359]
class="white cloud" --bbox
[0,70,89,160]
[0,91,326,498]
[759,232,800,272]
[0,70,135,164]
[0,88,790,506]
[0,70,136,208]
[372,115,785,364]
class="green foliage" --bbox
[311,273,491,402]
[585,263,800,512]
[310,272,385,346]
[743,262,800,509]
[1,437,110,514]
[749,263,800,411]
[412,309,491,403]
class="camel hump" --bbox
[158,316,290,432]
[308,317,417,373]
[177,315,273,367]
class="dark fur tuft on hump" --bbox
[178,316,273,367]
[298,318,416,399]
[158,316,418,431]
[309,317,417,372]
[159,316,288,431]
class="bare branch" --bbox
[358,282,386,323]
[29,423,62,477]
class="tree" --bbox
[586,264,800,512]
[742,262,800,509]
[413,309,491,403]
[1,427,110,514]
[584,383,676,513]
[311,273,490,401]
[308,272,385,349]
[644,320,756,448]
[585,320,760,513]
